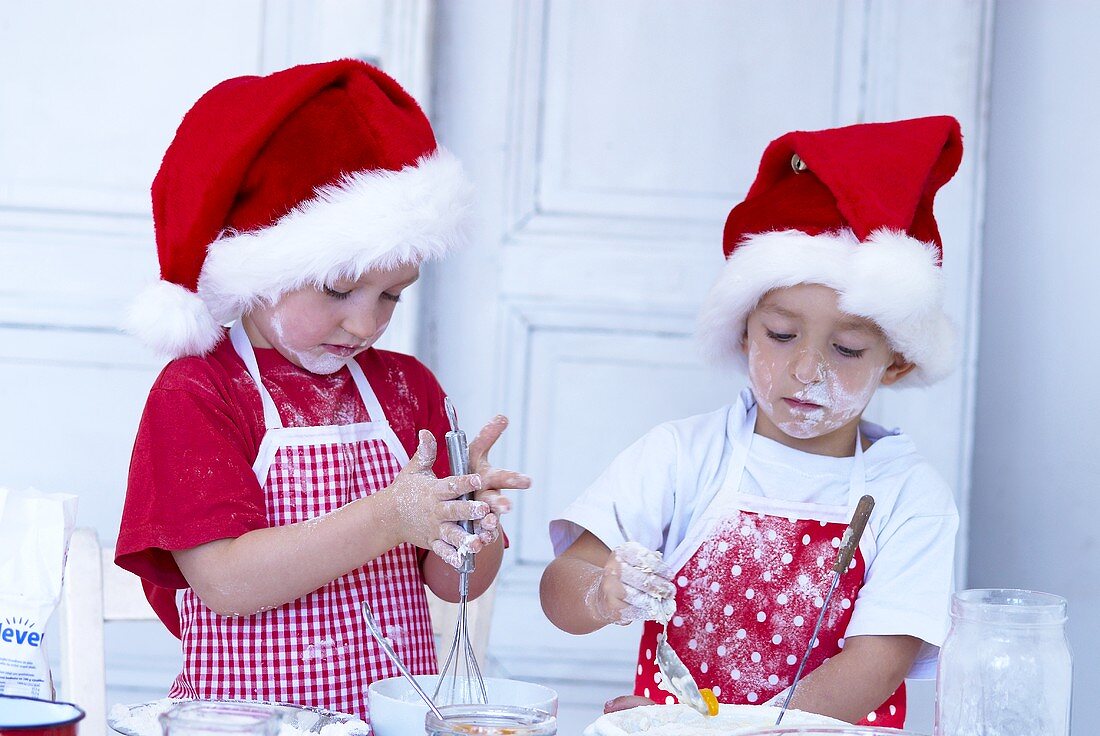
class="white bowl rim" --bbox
[367,674,557,703]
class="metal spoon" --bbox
[362,601,447,722]
[612,504,708,715]
[775,494,875,725]
[654,631,710,715]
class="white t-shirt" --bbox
[550,388,959,679]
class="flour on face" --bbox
[748,339,885,440]
[743,285,897,443]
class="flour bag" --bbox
[0,487,78,697]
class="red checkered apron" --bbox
[169,321,436,720]
[635,404,905,728]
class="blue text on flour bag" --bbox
[0,618,43,648]
[0,487,78,698]
[0,609,53,697]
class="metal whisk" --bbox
[433,397,489,705]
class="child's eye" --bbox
[323,286,351,300]
[834,343,866,358]
[766,330,795,342]
[381,291,402,303]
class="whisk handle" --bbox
[445,429,476,575]
[445,429,469,477]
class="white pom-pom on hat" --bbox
[124,280,223,358]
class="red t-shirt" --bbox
[115,333,453,633]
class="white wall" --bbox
[970,2,1100,733]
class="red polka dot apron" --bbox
[169,321,436,720]
[635,404,905,728]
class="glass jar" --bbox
[159,702,282,736]
[935,589,1072,736]
[424,705,556,735]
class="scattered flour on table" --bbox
[108,700,166,736]
[306,721,368,736]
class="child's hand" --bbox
[604,695,658,714]
[384,430,493,567]
[464,415,532,545]
[592,542,677,626]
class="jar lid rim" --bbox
[952,588,1067,623]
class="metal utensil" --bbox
[433,397,489,705]
[361,601,447,723]
[612,502,632,545]
[612,504,709,715]
[654,631,711,715]
[775,494,875,725]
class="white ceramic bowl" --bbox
[368,675,557,736]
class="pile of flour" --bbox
[583,703,846,736]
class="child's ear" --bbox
[880,352,916,386]
[740,326,749,356]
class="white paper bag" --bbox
[0,487,78,698]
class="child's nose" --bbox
[792,348,826,384]
[341,309,378,342]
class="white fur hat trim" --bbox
[696,228,956,387]
[125,148,473,359]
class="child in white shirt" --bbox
[541,116,963,728]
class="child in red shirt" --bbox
[115,59,529,720]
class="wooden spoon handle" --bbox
[834,495,875,574]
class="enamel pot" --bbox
[0,696,85,736]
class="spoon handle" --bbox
[362,601,447,722]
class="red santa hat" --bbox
[126,58,473,358]
[697,115,963,386]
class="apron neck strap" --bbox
[230,320,283,430]
[726,393,867,504]
[848,426,867,506]
[345,358,387,424]
[229,320,390,430]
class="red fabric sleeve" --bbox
[115,363,268,591]
[143,579,183,639]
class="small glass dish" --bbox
[158,702,281,736]
[425,704,556,735]
[109,699,367,736]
